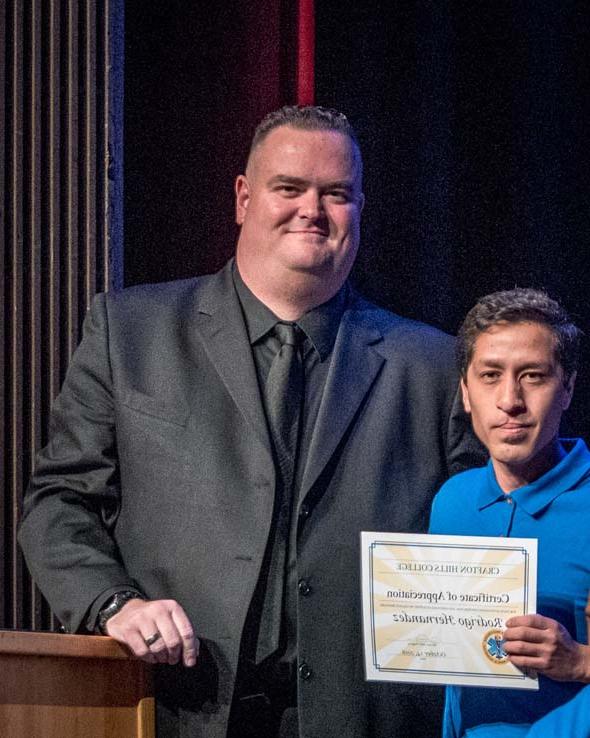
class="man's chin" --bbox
[282,251,334,274]
[492,443,535,469]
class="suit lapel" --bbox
[299,299,385,503]
[185,266,386,496]
[187,263,273,458]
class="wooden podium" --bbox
[0,630,154,738]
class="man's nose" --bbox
[496,378,525,413]
[298,190,323,219]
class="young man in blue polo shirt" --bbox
[429,288,590,737]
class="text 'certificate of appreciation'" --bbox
[361,532,538,689]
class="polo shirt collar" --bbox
[478,438,590,516]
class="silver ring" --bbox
[144,631,161,647]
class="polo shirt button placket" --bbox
[500,495,516,536]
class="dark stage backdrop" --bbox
[124,0,302,284]
[314,1,590,438]
[125,1,590,439]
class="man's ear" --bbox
[460,377,471,414]
[235,175,250,225]
[561,370,577,410]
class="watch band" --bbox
[97,590,145,635]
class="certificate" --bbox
[361,532,538,689]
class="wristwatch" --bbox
[97,590,145,634]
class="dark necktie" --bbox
[256,322,304,663]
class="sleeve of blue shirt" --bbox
[523,685,590,738]
[456,683,590,738]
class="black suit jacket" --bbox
[19,260,483,737]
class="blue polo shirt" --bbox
[429,439,590,737]
[457,686,590,738]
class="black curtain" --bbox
[124,0,297,285]
[315,1,590,438]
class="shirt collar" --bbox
[232,263,347,360]
[478,438,590,516]
[233,264,278,344]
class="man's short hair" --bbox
[248,105,362,172]
[457,287,581,383]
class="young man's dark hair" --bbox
[457,287,581,383]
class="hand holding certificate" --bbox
[361,532,538,689]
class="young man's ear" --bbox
[561,371,577,411]
[235,175,250,225]
[460,377,471,415]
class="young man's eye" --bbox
[522,372,545,383]
[480,372,500,383]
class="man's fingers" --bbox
[139,623,172,664]
[508,653,541,676]
[105,598,196,666]
[509,653,541,667]
[171,602,198,667]
[502,615,586,681]
[504,626,547,644]
[503,639,541,657]
[505,613,552,629]
[152,616,185,666]
[112,625,157,663]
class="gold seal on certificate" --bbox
[361,532,538,689]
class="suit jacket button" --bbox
[298,661,312,680]
[299,504,310,519]
[298,579,311,596]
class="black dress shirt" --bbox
[232,266,346,675]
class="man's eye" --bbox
[522,372,545,383]
[326,191,350,202]
[276,185,300,195]
[480,372,500,383]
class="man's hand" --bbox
[105,598,198,667]
[503,614,590,682]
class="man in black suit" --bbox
[19,106,482,737]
